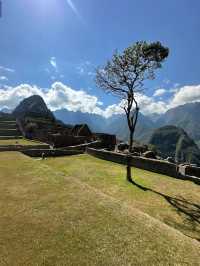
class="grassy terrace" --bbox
[0,138,45,146]
[0,152,200,265]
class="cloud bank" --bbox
[0,82,200,118]
[171,85,200,107]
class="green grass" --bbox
[0,152,200,265]
[0,138,46,146]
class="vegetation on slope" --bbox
[149,125,200,165]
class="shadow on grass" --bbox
[130,179,200,241]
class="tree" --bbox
[96,41,169,182]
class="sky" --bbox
[0,0,200,117]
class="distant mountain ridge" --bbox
[1,95,200,145]
[0,107,12,114]
[53,101,200,146]
[104,113,155,142]
[53,109,156,141]
[53,109,106,132]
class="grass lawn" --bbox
[0,152,200,265]
[0,138,46,146]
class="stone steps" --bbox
[0,136,23,140]
[0,119,22,138]
[0,129,21,136]
[0,123,17,129]
[0,118,16,122]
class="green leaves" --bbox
[96,41,169,97]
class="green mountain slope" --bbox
[149,125,200,165]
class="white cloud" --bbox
[1,82,200,118]
[0,82,172,118]
[0,82,104,116]
[46,82,104,115]
[171,84,200,107]
[0,66,15,73]
[0,76,8,81]
[153,88,166,97]
[103,102,124,118]
[136,93,167,115]
[50,57,58,72]
[0,84,42,110]
[169,88,178,93]
[102,94,168,118]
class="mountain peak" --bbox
[13,95,54,120]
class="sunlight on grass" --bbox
[0,138,46,146]
[0,152,199,265]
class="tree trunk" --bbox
[126,155,132,182]
[129,130,134,153]
[125,127,134,182]
[127,108,139,182]
[125,102,139,183]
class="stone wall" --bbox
[49,134,91,148]
[61,140,103,151]
[22,149,83,157]
[181,165,200,178]
[87,148,178,178]
[94,133,116,150]
[87,148,200,184]
[0,144,50,152]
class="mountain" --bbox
[147,113,162,123]
[53,109,105,132]
[53,109,156,141]
[0,107,12,114]
[158,102,200,142]
[8,94,200,160]
[105,113,155,142]
[54,102,200,143]
[0,111,15,120]
[13,95,54,120]
[53,101,200,145]
[149,125,200,165]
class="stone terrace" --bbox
[0,117,22,140]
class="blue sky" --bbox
[0,0,200,117]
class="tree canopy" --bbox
[96,41,169,181]
[96,41,169,98]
